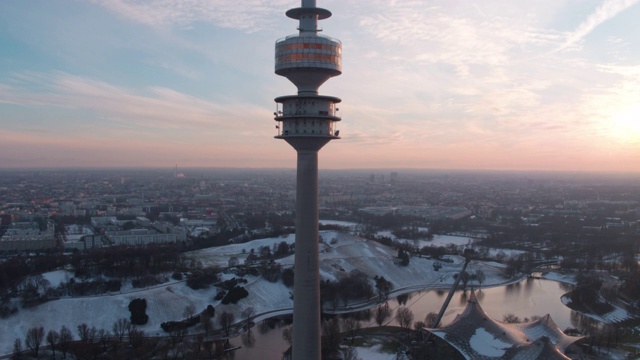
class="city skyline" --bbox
[1,0,639,172]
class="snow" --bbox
[352,344,395,360]
[376,232,478,249]
[483,261,507,269]
[319,219,358,229]
[542,271,576,284]
[424,234,475,247]
[485,247,527,259]
[469,327,511,357]
[561,294,633,324]
[41,270,74,287]
[188,233,297,267]
[376,230,395,239]
[0,230,513,356]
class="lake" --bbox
[226,278,582,359]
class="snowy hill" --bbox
[0,230,509,355]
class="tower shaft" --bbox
[292,148,321,360]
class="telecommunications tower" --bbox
[273,0,342,359]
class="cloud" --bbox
[1,72,269,133]
[337,1,638,155]
[92,0,291,32]
[559,0,640,51]
[356,2,563,70]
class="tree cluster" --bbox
[569,273,613,315]
[186,266,220,290]
[128,298,149,325]
[321,270,374,309]
[221,286,249,305]
[70,244,183,280]
[373,275,393,300]
[13,315,235,360]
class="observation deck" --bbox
[274,94,341,139]
[275,34,342,75]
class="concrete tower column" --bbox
[284,139,329,360]
[293,148,321,360]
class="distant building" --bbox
[136,216,151,227]
[359,205,471,220]
[91,216,118,228]
[104,229,176,246]
[0,221,56,251]
[63,224,96,251]
[153,221,188,242]
[359,206,397,216]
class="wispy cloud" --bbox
[92,0,290,32]
[1,1,639,171]
[559,0,640,51]
[1,72,268,133]
[356,2,563,70]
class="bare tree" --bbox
[25,326,45,357]
[460,271,471,290]
[12,338,22,360]
[169,328,187,347]
[128,327,145,347]
[112,318,130,343]
[503,313,521,323]
[127,325,142,345]
[77,323,97,344]
[201,311,214,335]
[183,304,196,319]
[192,334,205,357]
[374,304,392,327]
[475,269,486,287]
[59,326,73,359]
[342,317,361,343]
[219,311,235,337]
[424,312,438,328]
[395,306,414,330]
[413,321,426,340]
[322,318,342,360]
[343,346,358,360]
[46,330,60,357]
[241,307,256,332]
[282,326,293,347]
[97,329,111,352]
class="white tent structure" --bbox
[423,291,583,360]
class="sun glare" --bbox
[608,105,640,144]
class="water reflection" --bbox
[559,281,574,292]
[241,331,255,348]
[570,310,601,334]
[231,317,291,360]
[396,293,412,305]
[458,290,468,305]
[229,279,580,360]
[348,308,372,322]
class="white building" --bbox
[0,221,57,251]
[104,229,176,246]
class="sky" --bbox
[0,0,639,172]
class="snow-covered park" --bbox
[0,230,513,356]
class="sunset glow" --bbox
[1,0,639,172]
[608,105,640,144]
